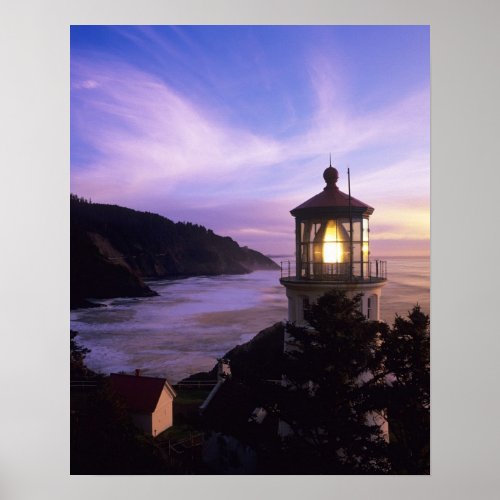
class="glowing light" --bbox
[362,242,369,259]
[323,220,347,263]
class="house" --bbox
[109,371,176,437]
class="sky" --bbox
[70,25,429,257]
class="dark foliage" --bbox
[188,322,285,383]
[70,329,169,474]
[70,194,278,307]
[71,381,167,474]
[275,291,391,474]
[382,305,430,474]
[175,293,430,475]
[70,330,94,380]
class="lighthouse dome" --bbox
[323,166,339,186]
[291,165,373,218]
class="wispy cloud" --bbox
[71,38,429,253]
[71,58,285,199]
[72,79,99,90]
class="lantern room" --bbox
[291,165,374,281]
[280,162,387,324]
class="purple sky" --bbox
[71,26,429,257]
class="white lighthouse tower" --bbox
[280,162,387,325]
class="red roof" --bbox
[109,373,176,414]
[291,166,373,217]
[291,185,373,213]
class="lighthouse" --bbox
[280,162,387,326]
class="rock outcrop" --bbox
[71,195,279,307]
[182,322,285,383]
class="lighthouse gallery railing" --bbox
[280,260,387,282]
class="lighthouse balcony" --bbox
[279,260,387,284]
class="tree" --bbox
[71,380,168,474]
[382,305,430,474]
[70,330,168,474]
[70,330,92,379]
[276,291,390,474]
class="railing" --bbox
[174,380,218,389]
[160,432,205,455]
[280,260,387,282]
[70,380,99,389]
[280,260,291,279]
[368,260,387,280]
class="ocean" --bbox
[70,256,429,383]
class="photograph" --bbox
[70,25,430,475]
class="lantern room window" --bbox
[322,220,348,263]
[298,217,369,280]
[288,164,383,282]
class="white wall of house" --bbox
[151,387,174,437]
[129,386,174,437]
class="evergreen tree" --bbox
[382,305,430,474]
[70,330,168,474]
[277,291,390,474]
[70,330,92,380]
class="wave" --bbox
[71,259,429,383]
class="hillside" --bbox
[182,322,285,383]
[70,195,279,307]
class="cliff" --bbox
[183,322,285,383]
[71,195,279,307]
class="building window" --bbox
[367,297,372,319]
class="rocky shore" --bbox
[71,195,279,308]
